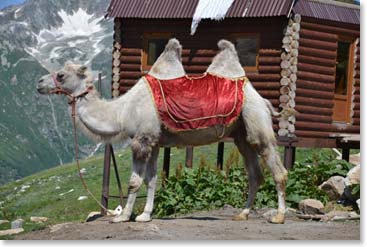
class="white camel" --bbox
[37,39,288,224]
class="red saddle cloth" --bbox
[144,73,246,131]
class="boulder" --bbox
[30,216,48,223]
[344,165,360,187]
[11,219,24,229]
[343,164,360,202]
[0,220,9,225]
[298,199,324,215]
[0,228,24,237]
[319,176,345,200]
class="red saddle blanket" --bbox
[144,73,246,131]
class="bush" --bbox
[154,149,354,217]
[154,151,247,217]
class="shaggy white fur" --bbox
[37,38,288,224]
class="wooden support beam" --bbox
[342,148,350,162]
[101,145,112,215]
[217,142,224,170]
[185,147,194,168]
[284,146,296,170]
[163,147,171,178]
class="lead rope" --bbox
[69,98,110,214]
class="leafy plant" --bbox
[254,156,353,209]
[154,151,247,217]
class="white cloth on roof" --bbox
[190,0,235,35]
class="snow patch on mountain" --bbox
[25,8,111,71]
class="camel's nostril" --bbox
[38,79,44,83]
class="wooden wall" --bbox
[295,17,360,142]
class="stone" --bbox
[78,196,88,201]
[0,220,9,225]
[349,153,360,166]
[344,165,360,187]
[319,176,345,200]
[11,219,24,229]
[49,223,71,233]
[298,199,324,215]
[262,208,296,219]
[0,228,24,237]
[30,216,48,223]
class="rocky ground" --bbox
[15,207,360,240]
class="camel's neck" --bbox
[73,89,130,143]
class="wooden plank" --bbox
[258,56,282,65]
[252,82,280,90]
[299,37,337,51]
[296,88,334,100]
[299,29,337,42]
[297,62,335,75]
[295,105,333,116]
[296,113,332,123]
[301,20,360,37]
[298,54,336,67]
[296,96,334,108]
[297,70,335,84]
[297,79,335,91]
[298,46,336,59]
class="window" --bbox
[332,38,355,123]
[232,35,259,71]
[335,41,351,95]
[142,33,171,71]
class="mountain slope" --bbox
[0,0,113,185]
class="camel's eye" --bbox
[57,72,66,81]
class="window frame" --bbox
[332,35,356,124]
[142,32,173,72]
[230,33,260,72]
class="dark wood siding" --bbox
[295,17,360,139]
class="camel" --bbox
[36,39,288,224]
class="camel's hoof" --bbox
[111,214,130,223]
[135,213,152,222]
[232,213,248,221]
[269,214,285,224]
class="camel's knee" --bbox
[260,145,288,184]
[131,135,157,162]
[128,173,143,193]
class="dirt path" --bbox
[16,207,359,240]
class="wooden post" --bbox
[342,148,350,162]
[163,147,171,178]
[283,145,296,170]
[185,147,193,168]
[217,142,224,169]
[101,144,112,215]
[110,145,124,207]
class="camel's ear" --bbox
[77,65,88,77]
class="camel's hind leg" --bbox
[260,143,288,223]
[233,134,264,221]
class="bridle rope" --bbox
[50,74,109,213]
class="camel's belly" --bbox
[158,120,240,147]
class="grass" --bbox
[0,143,358,239]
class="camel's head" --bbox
[37,62,93,96]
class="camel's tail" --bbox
[264,99,281,117]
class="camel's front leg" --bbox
[112,156,146,223]
[136,146,159,222]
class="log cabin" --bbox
[105,0,360,171]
